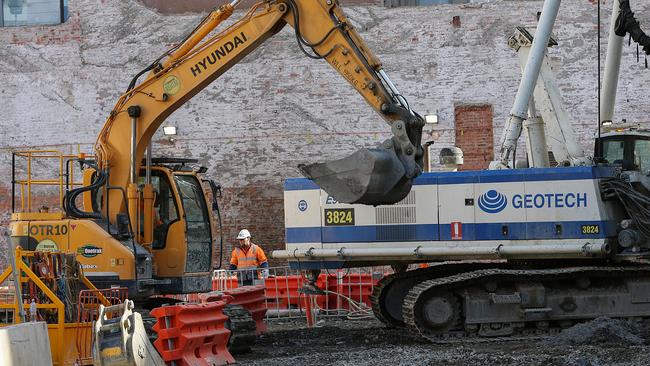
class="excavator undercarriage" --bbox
[371,262,650,342]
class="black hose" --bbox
[63,160,106,219]
[286,0,338,60]
[126,63,156,92]
[615,0,650,55]
[601,177,650,238]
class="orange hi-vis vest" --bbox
[230,243,267,270]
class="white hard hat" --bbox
[236,229,251,240]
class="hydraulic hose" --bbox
[63,160,106,219]
[615,0,650,55]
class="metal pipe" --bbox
[146,143,152,184]
[531,42,590,166]
[11,152,15,213]
[159,3,235,70]
[130,117,137,184]
[524,96,550,168]
[127,105,141,184]
[493,0,561,169]
[27,152,32,211]
[164,315,177,366]
[8,235,25,323]
[378,69,413,115]
[58,152,64,209]
[272,242,609,260]
[511,0,560,118]
[600,0,624,124]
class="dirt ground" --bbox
[237,317,650,366]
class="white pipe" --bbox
[524,96,550,168]
[493,0,561,169]
[600,0,624,124]
[272,242,609,260]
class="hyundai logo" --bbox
[478,190,507,213]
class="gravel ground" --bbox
[236,317,650,366]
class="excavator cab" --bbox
[81,158,218,295]
[137,159,216,292]
[596,129,650,173]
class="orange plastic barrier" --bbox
[151,301,234,366]
[263,275,305,309]
[212,271,386,313]
[262,273,380,311]
[319,273,376,310]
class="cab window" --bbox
[634,139,650,173]
[602,139,625,165]
[175,174,212,273]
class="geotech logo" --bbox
[478,189,589,214]
[478,190,508,213]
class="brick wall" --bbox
[140,0,381,14]
[1,0,649,270]
[219,185,285,266]
[454,104,494,171]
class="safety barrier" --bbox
[75,287,128,365]
[162,266,397,329]
[317,272,379,311]
[212,266,391,325]
[151,300,234,366]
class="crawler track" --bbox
[370,262,509,327]
[224,304,257,354]
[402,266,650,343]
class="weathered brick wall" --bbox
[141,0,381,14]
[455,104,494,171]
[1,0,649,268]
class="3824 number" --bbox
[581,224,600,235]
[324,208,355,226]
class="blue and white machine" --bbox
[274,0,650,341]
[276,166,617,269]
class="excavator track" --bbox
[370,261,510,327]
[223,304,257,354]
[402,265,650,343]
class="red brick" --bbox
[455,104,494,171]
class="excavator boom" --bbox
[93,0,424,224]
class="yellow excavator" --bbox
[9,0,424,302]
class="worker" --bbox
[229,229,269,286]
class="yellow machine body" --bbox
[10,213,136,281]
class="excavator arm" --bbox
[90,0,424,228]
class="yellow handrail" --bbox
[12,149,86,212]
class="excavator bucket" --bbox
[298,145,414,205]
